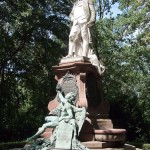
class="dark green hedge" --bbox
[0,141,26,150]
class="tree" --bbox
[0,0,73,142]
[95,0,150,142]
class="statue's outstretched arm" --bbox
[49,105,61,116]
[72,105,86,113]
[57,91,67,103]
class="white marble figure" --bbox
[66,0,95,58]
[66,0,105,75]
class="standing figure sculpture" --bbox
[66,0,96,58]
[66,0,105,75]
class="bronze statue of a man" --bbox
[66,0,96,58]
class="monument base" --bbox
[22,144,136,150]
[42,60,129,150]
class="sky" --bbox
[110,2,122,17]
[95,2,122,19]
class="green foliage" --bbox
[143,144,150,150]
[0,141,26,150]
[94,0,150,143]
[0,0,73,142]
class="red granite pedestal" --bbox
[42,59,129,149]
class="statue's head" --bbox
[65,92,76,103]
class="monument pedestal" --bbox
[43,58,128,149]
[48,57,109,115]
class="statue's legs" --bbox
[67,25,80,57]
[68,39,75,57]
[27,122,54,141]
[80,24,89,57]
[67,23,90,58]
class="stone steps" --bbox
[82,141,108,149]
[90,148,124,150]
[82,141,136,150]
[9,143,137,150]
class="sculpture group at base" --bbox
[23,85,89,150]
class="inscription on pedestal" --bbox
[55,121,73,149]
[57,72,79,103]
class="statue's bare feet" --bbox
[74,54,79,57]
[65,55,73,58]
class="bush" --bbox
[0,141,26,150]
[143,144,150,150]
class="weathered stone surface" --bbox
[79,133,95,142]
[41,128,53,139]
[50,62,106,110]
[124,144,136,150]
[55,121,73,149]
[96,119,113,129]
[82,141,108,149]
[60,56,90,64]
[94,129,126,142]
[94,129,126,134]
[90,148,125,150]
[88,143,136,150]
[59,73,79,103]
[95,134,126,142]
[82,141,131,149]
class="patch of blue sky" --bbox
[95,2,122,19]
[110,3,122,17]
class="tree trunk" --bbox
[0,65,4,106]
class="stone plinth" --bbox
[45,59,127,149]
[94,129,126,142]
[82,141,108,149]
[48,60,109,117]
[79,129,126,142]
[60,56,90,64]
